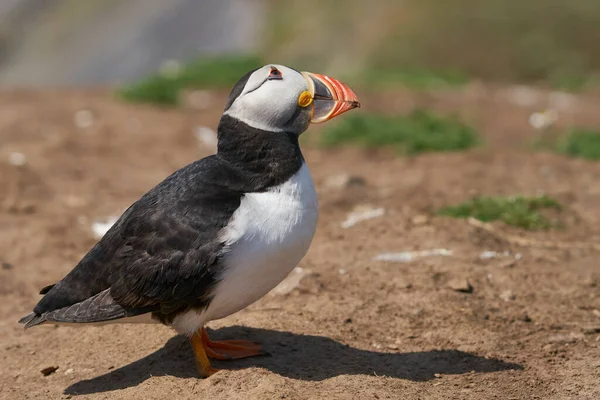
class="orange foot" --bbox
[190,327,267,378]
[202,327,266,360]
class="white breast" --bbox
[202,162,318,323]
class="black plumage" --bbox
[19,112,304,329]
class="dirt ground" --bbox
[1,86,600,399]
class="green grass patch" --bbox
[555,128,600,160]
[321,110,479,154]
[437,195,562,230]
[118,55,263,106]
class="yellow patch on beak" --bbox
[298,91,313,108]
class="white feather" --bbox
[172,309,206,334]
[172,163,318,335]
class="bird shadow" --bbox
[65,325,523,395]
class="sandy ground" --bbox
[1,87,600,399]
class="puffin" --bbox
[19,64,360,377]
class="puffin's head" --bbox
[223,64,360,135]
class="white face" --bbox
[223,64,313,134]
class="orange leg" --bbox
[201,327,266,360]
[190,330,220,378]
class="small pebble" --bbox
[341,206,385,229]
[479,251,499,260]
[547,333,581,344]
[529,110,557,130]
[520,313,532,323]
[8,152,26,166]
[447,278,474,293]
[91,216,119,239]
[375,249,452,263]
[411,214,429,225]
[41,366,59,376]
[74,110,94,129]
[194,126,218,147]
[500,290,516,302]
[582,326,600,335]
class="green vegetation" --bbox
[264,0,600,91]
[437,195,562,230]
[555,128,600,160]
[533,127,600,160]
[321,110,479,154]
[118,55,262,105]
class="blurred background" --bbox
[2,2,600,399]
[0,0,263,85]
[1,0,599,90]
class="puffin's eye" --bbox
[268,67,283,80]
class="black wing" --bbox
[20,156,244,328]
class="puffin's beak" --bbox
[301,72,361,123]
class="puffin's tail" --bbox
[19,289,157,329]
[18,283,56,328]
[18,312,47,329]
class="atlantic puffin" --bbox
[19,64,360,377]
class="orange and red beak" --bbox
[301,72,360,123]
